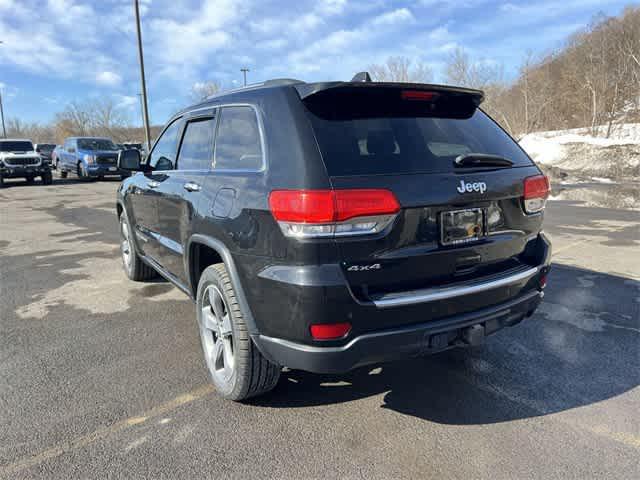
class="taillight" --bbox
[523,175,550,214]
[310,322,352,340]
[269,189,400,238]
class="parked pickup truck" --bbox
[58,137,128,181]
[0,138,53,187]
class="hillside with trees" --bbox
[460,6,639,138]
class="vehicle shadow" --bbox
[253,264,640,425]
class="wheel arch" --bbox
[186,234,259,335]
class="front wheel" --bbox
[42,172,53,185]
[119,213,156,281]
[197,264,280,401]
[59,169,68,179]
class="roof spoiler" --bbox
[296,81,483,103]
[296,81,485,120]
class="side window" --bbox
[214,106,263,171]
[148,119,181,170]
[177,117,215,171]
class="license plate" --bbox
[440,208,485,246]
[108,166,117,172]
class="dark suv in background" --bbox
[58,137,127,180]
[116,75,551,401]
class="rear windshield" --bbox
[77,139,117,151]
[305,107,533,176]
[0,141,33,152]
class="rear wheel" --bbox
[119,213,156,281]
[197,264,280,401]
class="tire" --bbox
[42,172,53,185]
[0,175,4,188]
[25,176,34,184]
[119,213,156,281]
[197,263,280,401]
[59,169,68,179]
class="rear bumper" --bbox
[242,233,551,372]
[253,289,543,373]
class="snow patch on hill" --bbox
[519,124,640,181]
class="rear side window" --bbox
[305,105,532,176]
[214,106,263,171]
[178,118,215,170]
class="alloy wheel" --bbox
[199,285,235,385]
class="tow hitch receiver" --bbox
[462,324,485,346]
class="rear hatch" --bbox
[299,82,545,304]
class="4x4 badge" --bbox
[347,264,381,272]
[457,180,487,194]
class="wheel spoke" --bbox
[213,338,225,371]
[210,287,226,321]
[219,314,232,338]
[201,307,219,334]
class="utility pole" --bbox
[0,88,6,139]
[133,0,152,153]
[137,93,144,135]
[0,40,5,138]
[240,68,250,86]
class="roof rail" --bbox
[204,77,304,100]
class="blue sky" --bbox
[0,0,633,126]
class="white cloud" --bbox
[114,95,138,109]
[96,71,122,87]
[371,8,415,27]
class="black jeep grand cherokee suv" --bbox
[116,76,551,401]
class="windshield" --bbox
[305,105,533,176]
[77,139,118,151]
[0,141,34,152]
[36,144,56,153]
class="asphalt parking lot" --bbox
[1,177,638,479]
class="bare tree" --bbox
[445,48,503,90]
[191,81,221,101]
[53,99,130,142]
[368,56,432,83]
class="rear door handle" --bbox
[183,182,201,192]
[147,181,159,188]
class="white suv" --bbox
[0,138,53,187]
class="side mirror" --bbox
[118,149,143,171]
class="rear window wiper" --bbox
[454,153,514,168]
